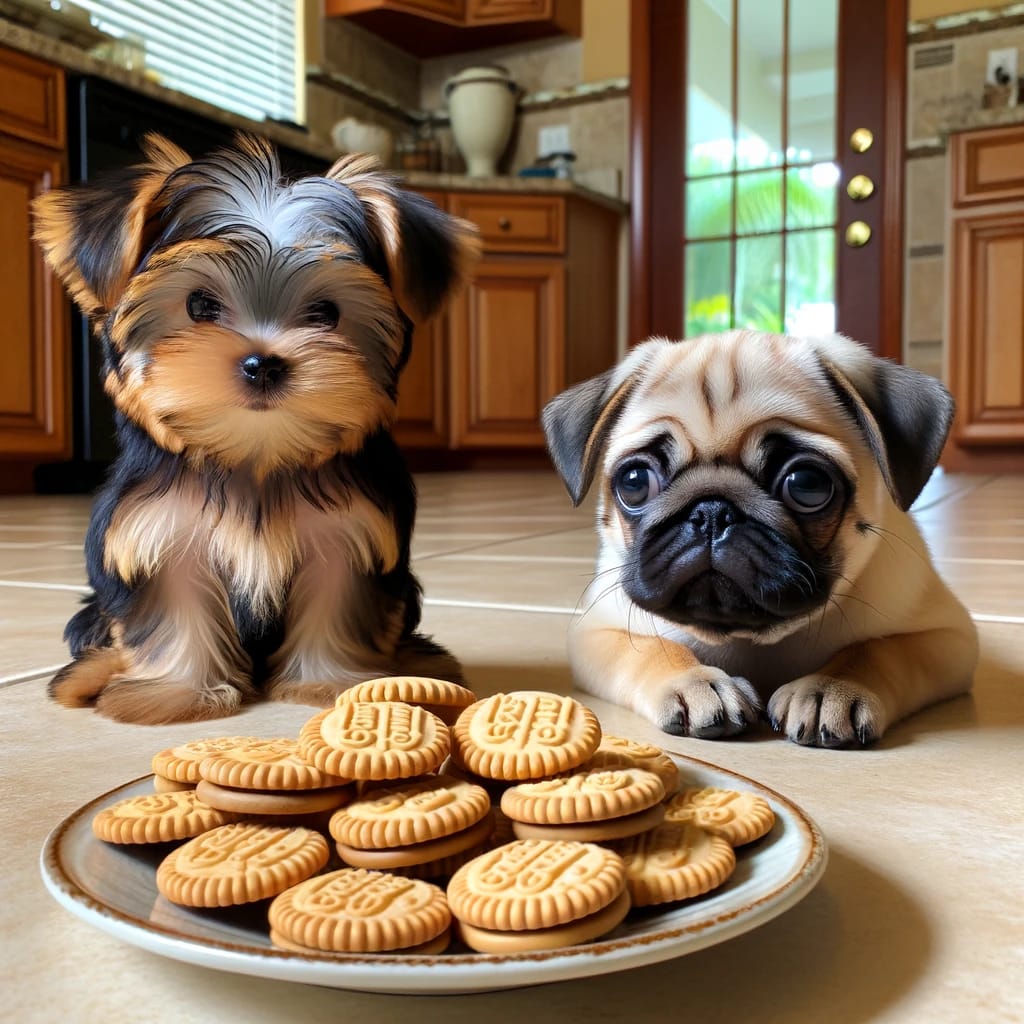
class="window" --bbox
[75,0,303,125]
[683,0,839,338]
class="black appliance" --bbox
[35,75,330,493]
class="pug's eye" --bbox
[614,463,662,511]
[186,289,222,323]
[781,465,835,513]
[304,300,340,330]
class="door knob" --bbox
[849,128,874,153]
[847,174,875,200]
[845,221,872,247]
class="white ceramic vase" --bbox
[445,65,518,177]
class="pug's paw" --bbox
[651,667,762,739]
[768,676,886,747]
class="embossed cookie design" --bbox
[198,737,349,790]
[92,790,239,844]
[446,838,629,952]
[611,821,736,905]
[338,676,477,725]
[155,823,330,907]
[664,787,776,846]
[151,736,257,784]
[451,691,601,780]
[269,868,452,953]
[586,735,681,796]
[298,701,450,781]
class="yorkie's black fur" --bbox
[33,133,479,724]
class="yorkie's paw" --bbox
[95,679,246,725]
[650,667,762,739]
[768,676,886,747]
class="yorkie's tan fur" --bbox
[34,133,479,724]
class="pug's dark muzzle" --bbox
[623,497,834,633]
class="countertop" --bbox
[0,17,627,212]
[1,469,1022,1024]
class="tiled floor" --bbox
[1,469,1022,1023]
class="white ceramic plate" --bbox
[40,757,827,995]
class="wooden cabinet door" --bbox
[0,135,68,457]
[394,188,449,447]
[949,209,1024,446]
[467,0,551,23]
[449,258,565,448]
[394,315,449,447]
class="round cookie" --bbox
[270,926,452,956]
[501,767,665,825]
[92,790,239,844]
[268,868,451,953]
[156,823,329,907]
[299,702,450,781]
[336,812,495,869]
[456,889,631,953]
[151,736,256,784]
[195,779,354,816]
[329,774,490,849]
[450,691,601,781]
[664,787,776,846]
[338,676,477,725]
[447,838,625,932]
[611,821,737,906]
[152,775,193,794]
[510,803,666,843]
[198,737,349,790]
[586,736,681,797]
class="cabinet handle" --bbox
[498,216,511,230]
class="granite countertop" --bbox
[939,103,1024,138]
[0,17,627,212]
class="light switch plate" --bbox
[538,125,571,157]
[987,47,1018,86]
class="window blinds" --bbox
[75,0,301,124]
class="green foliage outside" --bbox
[684,153,836,336]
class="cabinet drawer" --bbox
[449,193,565,253]
[952,125,1024,207]
[0,47,65,149]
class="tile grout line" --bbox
[911,473,1000,512]
[0,580,90,593]
[413,523,595,563]
[0,664,67,689]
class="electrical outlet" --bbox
[538,125,571,157]
[987,47,1018,86]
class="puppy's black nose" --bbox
[239,354,288,389]
[687,499,743,540]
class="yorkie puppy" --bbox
[34,133,479,724]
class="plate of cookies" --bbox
[41,682,827,994]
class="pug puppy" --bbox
[542,331,978,747]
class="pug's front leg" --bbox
[768,625,978,747]
[568,623,762,738]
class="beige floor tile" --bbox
[0,546,87,579]
[0,586,79,680]
[417,555,595,611]
[416,602,572,697]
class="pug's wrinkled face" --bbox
[595,336,886,643]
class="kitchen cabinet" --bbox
[946,125,1024,470]
[0,46,68,463]
[395,188,621,454]
[323,0,580,57]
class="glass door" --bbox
[684,0,839,337]
[630,0,905,358]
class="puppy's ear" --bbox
[33,133,190,317]
[542,371,636,506]
[327,153,480,323]
[819,343,954,510]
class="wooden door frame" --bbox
[629,0,906,359]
